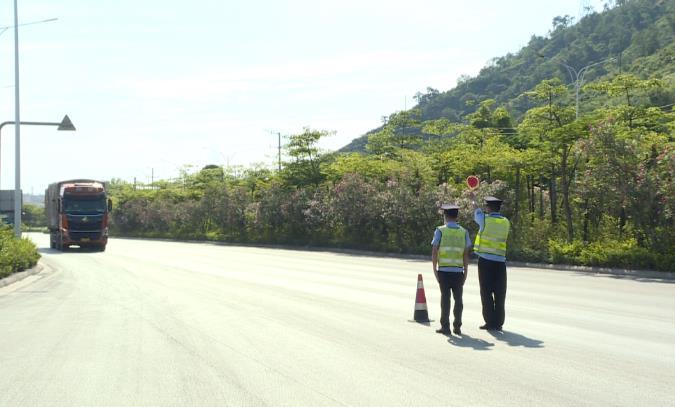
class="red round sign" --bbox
[466,175,479,190]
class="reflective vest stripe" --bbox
[474,216,510,257]
[477,235,503,242]
[438,226,466,268]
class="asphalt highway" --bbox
[1,233,673,406]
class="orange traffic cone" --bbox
[413,274,430,322]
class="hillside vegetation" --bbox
[109,0,674,271]
[342,0,674,152]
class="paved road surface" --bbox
[1,233,674,406]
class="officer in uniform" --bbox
[431,203,471,336]
[472,196,510,331]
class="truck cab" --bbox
[46,180,112,251]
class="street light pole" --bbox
[13,0,21,238]
[0,17,57,192]
[0,116,76,237]
[549,57,615,119]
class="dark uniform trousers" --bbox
[477,257,507,328]
[438,271,464,329]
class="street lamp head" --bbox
[57,115,76,131]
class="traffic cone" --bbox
[413,274,430,322]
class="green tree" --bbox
[282,127,333,187]
[22,204,47,228]
[366,109,423,157]
[520,78,579,241]
[584,74,663,127]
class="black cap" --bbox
[440,203,460,210]
[484,196,503,204]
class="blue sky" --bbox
[0,0,605,193]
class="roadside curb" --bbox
[0,264,44,288]
[507,261,675,280]
[111,235,675,280]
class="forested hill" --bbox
[341,0,675,152]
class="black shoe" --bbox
[452,327,462,335]
[435,328,451,335]
[479,324,491,330]
[495,326,503,331]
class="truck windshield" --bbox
[63,196,106,214]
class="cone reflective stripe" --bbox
[413,274,430,322]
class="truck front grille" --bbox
[66,214,104,232]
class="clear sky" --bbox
[0,0,606,194]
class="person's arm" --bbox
[473,207,485,231]
[469,191,485,230]
[432,245,440,283]
[462,248,470,284]
[469,190,478,211]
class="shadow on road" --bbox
[447,333,494,351]
[408,320,435,327]
[487,330,544,348]
[37,247,102,255]
[37,248,63,255]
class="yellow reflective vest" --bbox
[438,225,467,268]
[474,216,510,257]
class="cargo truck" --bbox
[45,180,112,251]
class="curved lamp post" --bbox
[0,115,76,237]
[538,53,615,119]
[554,58,615,119]
[9,0,62,237]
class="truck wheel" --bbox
[98,245,106,252]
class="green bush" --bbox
[547,238,673,271]
[509,216,556,263]
[0,227,40,279]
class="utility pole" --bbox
[277,132,281,172]
[266,130,283,172]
